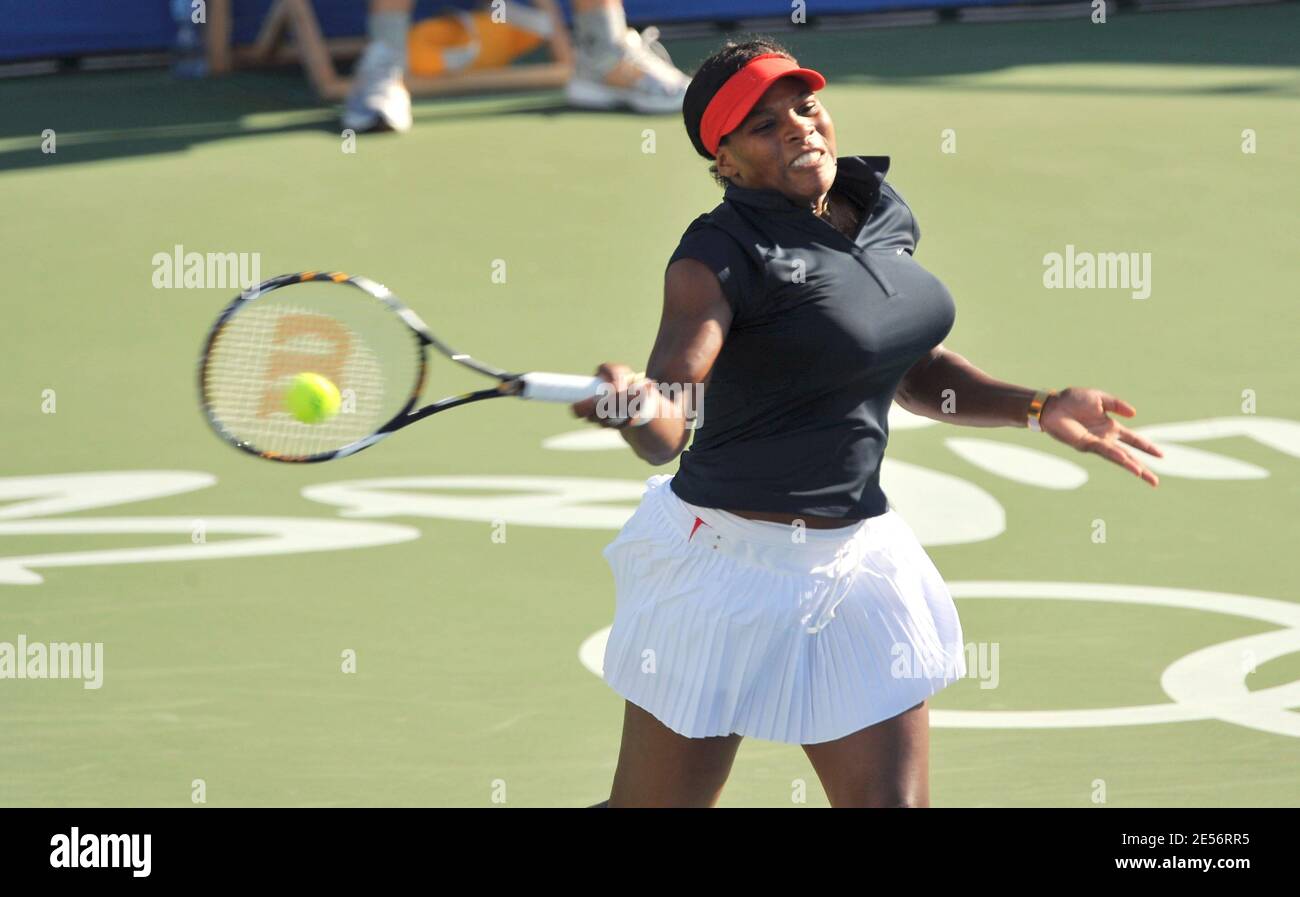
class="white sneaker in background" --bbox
[565,26,691,115]
[341,41,413,133]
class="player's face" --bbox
[715,76,837,206]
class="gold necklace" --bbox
[820,193,851,235]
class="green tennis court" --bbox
[1,4,1296,806]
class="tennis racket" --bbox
[199,271,603,463]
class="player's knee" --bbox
[829,786,926,808]
[864,789,926,808]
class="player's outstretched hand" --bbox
[1040,387,1164,487]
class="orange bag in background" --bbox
[407,2,553,77]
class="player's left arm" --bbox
[896,343,1036,428]
[895,344,1165,487]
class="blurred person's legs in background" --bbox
[564,0,691,114]
[342,0,692,132]
[342,0,414,133]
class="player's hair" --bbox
[682,36,798,189]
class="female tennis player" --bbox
[572,37,1164,808]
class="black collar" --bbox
[722,155,891,215]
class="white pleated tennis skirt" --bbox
[600,474,967,745]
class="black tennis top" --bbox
[665,155,956,519]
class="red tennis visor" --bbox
[700,53,827,157]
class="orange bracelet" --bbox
[1027,388,1056,432]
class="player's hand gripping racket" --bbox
[199,271,602,462]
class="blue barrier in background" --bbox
[0,0,1048,63]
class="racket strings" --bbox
[203,299,402,459]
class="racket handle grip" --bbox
[517,372,604,403]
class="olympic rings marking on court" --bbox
[0,472,420,585]
[579,581,1300,738]
[8,476,1297,737]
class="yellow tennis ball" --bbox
[285,372,342,424]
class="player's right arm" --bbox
[571,258,732,466]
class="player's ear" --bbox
[715,143,741,184]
